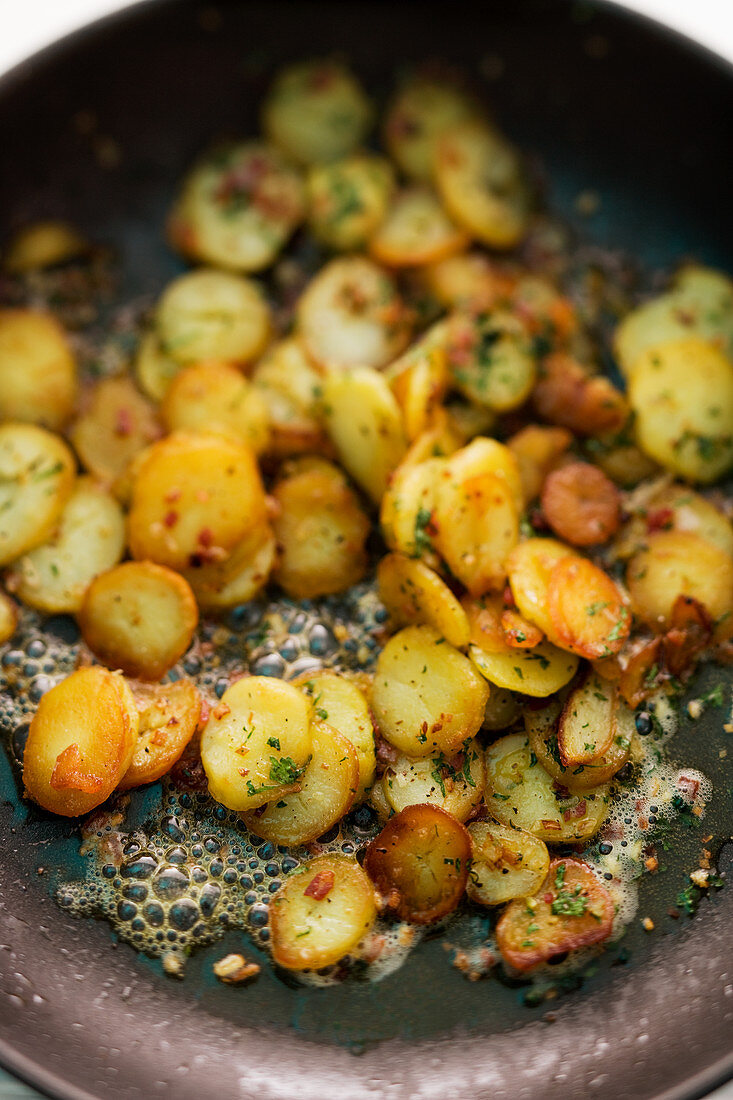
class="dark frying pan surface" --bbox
[1,1,733,1097]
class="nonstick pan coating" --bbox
[0,2,732,1098]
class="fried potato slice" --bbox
[168,142,306,272]
[7,476,125,614]
[0,587,18,644]
[182,523,275,612]
[371,624,489,757]
[70,375,162,483]
[78,561,199,680]
[557,671,616,765]
[364,804,470,923]
[200,676,312,811]
[525,697,633,792]
[541,462,621,547]
[262,60,372,165]
[321,366,407,503]
[242,721,359,845]
[615,482,733,560]
[435,121,531,249]
[118,678,201,790]
[485,733,610,842]
[3,220,87,272]
[272,457,370,599]
[161,360,270,455]
[547,556,631,659]
[0,423,76,567]
[369,187,468,267]
[127,431,266,570]
[383,76,480,183]
[507,424,573,504]
[270,854,377,971]
[496,857,614,971]
[382,739,485,822]
[250,338,330,457]
[532,352,628,438]
[298,256,412,370]
[23,667,138,817]
[469,641,579,698]
[306,153,394,251]
[0,309,77,429]
[422,251,512,311]
[506,537,577,637]
[377,552,470,648]
[445,309,536,413]
[294,671,375,801]
[387,331,449,442]
[379,456,444,567]
[467,821,550,906]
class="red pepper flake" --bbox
[114,407,134,437]
[543,892,554,904]
[677,775,700,801]
[303,870,335,901]
[163,510,178,528]
[646,507,674,533]
[198,527,214,548]
[541,819,562,831]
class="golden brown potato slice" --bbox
[262,60,373,166]
[422,251,512,311]
[507,425,573,504]
[78,561,198,680]
[525,697,633,792]
[370,624,489,757]
[294,671,375,801]
[432,467,519,595]
[70,375,162,484]
[547,556,631,659]
[200,676,312,811]
[0,423,76,567]
[270,854,377,971]
[7,476,125,614]
[272,457,370,599]
[242,721,359,845]
[614,482,733,560]
[496,858,614,971]
[369,187,468,267]
[118,678,201,790]
[0,587,18,644]
[182,523,276,612]
[250,338,330,458]
[161,360,270,455]
[387,331,449,442]
[364,804,471,923]
[467,821,550,906]
[127,431,266,570]
[506,538,577,637]
[485,733,610,842]
[541,462,621,548]
[382,739,485,822]
[383,76,480,183]
[445,309,536,413]
[23,667,138,817]
[0,309,77,430]
[3,220,87,272]
[379,456,444,567]
[377,552,470,648]
[557,670,616,765]
[306,153,394,251]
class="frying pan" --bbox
[1,1,733,1097]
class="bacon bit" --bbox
[303,869,335,900]
[237,767,249,778]
[541,819,562,831]
[638,816,649,831]
[663,595,713,677]
[677,775,700,802]
[114,406,134,437]
[212,703,231,720]
[644,856,659,873]
[50,744,104,793]
[543,892,554,904]
[151,727,169,747]
[197,698,211,730]
[163,510,178,528]
[646,507,674,533]
[563,800,587,821]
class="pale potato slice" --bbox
[435,120,531,249]
[626,530,733,638]
[614,265,733,377]
[321,366,407,503]
[432,467,518,595]
[556,671,616,765]
[23,667,138,818]
[369,776,392,822]
[155,269,272,366]
[200,676,312,811]
[445,309,536,412]
[422,251,511,311]
[383,76,480,182]
[525,697,633,792]
[298,256,412,370]
[467,821,550,906]
[70,375,162,483]
[127,431,266,570]
[485,733,610,843]
[371,624,489,757]
[0,587,18,644]
[482,686,521,731]
[382,739,485,822]
[262,60,372,165]
[118,678,201,790]
[0,309,77,429]
[242,721,359,845]
[294,671,375,800]
[615,483,733,560]
[0,423,76,567]
[183,523,275,612]
[3,220,87,272]
[7,476,125,614]
[379,456,444,566]
[272,457,370,599]
[377,552,470,648]
[369,187,468,267]
[629,338,733,482]
[250,338,329,457]
[306,154,395,251]
[469,642,579,698]
[507,425,573,503]
[270,854,377,971]
[168,142,306,272]
[78,561,198,679]
[506,537,577,637]
[161,360,270,455]
[134,331,182,402]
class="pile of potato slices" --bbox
[1,57,733,978]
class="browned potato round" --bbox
[0,309,77,429]
[496,857,614,971]
[0,423,76,567]
[23,667,138,817]
[370,624,489,757]
[182,523,276,612]
[78,561,199,680]
[242,721,359,845]
[127,431,266,570]
[377,552,470,648]
[118,678,202,790]
[382,739,485,822]
[506,538,576,637]
[467,821,550,906]
[272,457,370,599]
[270,854,377,972]
[525,697,633,792]
[369,187,468,267]
[294,671,375,800]
[364,804,471,923]
[160,360,270,455]
[70,375,162,485]
[557,671,616,765]
[0,588,18,644]
[432,468,519,596]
